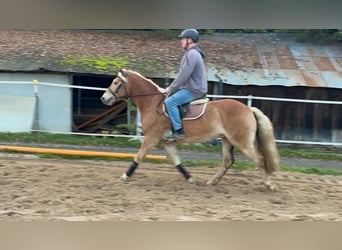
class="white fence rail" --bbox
[1,80,342,146]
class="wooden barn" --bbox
[0,30,341,144]
[203,33,342,143]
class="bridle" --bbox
[107,72,130,100]
[107,72,165,99]
[106,71,166,114]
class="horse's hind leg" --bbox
[239,145,278,191]
[163,143,194,183]
[207,138,234,186]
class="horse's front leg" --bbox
[120,135,159,181]
[163,143,194,184]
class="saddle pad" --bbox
[183,102,208,120]
[163,98,209,120]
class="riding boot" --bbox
[164,127,186,140]
[173,128,186,139]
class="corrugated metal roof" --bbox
[0,31,341,89]
[204,34,342,89]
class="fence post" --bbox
[33,79,41,142]
[247,95,253,107]
[33,79,40,131]
[136,108,142,137]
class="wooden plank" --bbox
[85,102,127,132]
[76,101,126,131]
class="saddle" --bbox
[163,98,209,120]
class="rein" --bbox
[107,85,164,99]
[108,71,165,99]
[127,91,166,115]
[128,92,164,98]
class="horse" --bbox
[101,69,279,191]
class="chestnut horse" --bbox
[101,69,279,191]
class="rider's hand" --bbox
[158,87,170,94]
[158,87,167,93]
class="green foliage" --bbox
[125,98,137,111]
[138,58,161,73]
[60,56,131,73]
[60,55,165,75]
[116,123,136,134]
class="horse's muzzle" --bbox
[101,93,114,106]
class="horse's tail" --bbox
[250,107,279,174]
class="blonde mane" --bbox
[129,70,160,90]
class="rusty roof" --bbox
[204,33,342,89]
[0,30,341,89]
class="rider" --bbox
[163,29,207,140]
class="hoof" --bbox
[206,178,218,186]
[119,173,129,182]
[264,181,279,192]
[269,184,279,192]
[188,177,195,184]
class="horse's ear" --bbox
[120,68,128,77]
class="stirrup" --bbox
[164,130,185,140]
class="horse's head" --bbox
[101,69,129,106]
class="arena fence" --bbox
[1,80,341,147]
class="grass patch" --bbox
[280,165,342,176]
[1,132,341,160]
[0,132,142,148]
[279,148,342,161]
[1,132,342,176]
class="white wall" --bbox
[0,73,72,132]
[0,94,36,132]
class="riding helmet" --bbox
[178,29,199,42]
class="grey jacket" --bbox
[169,45,207,98]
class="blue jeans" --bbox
[164,89,197,131]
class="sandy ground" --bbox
[0,154,341,221]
